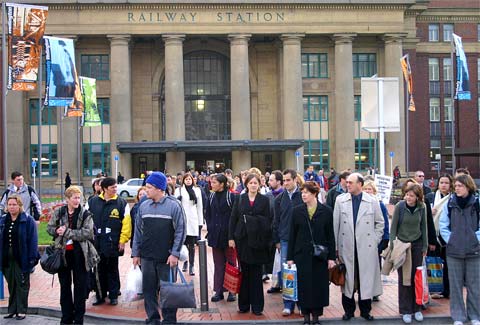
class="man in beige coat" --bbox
[333,173,384,321]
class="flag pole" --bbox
[37,47,43,197]
[405,69,410,178]
[450,37,456,173]
[2,1,8,189]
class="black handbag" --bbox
[160,268,196,309]
[304,211,329,260]
[40,244,64,274]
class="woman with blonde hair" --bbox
[1,195,39,320]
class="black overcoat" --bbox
[228,192,271,265]
[287,203,335,309]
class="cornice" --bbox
[417,15,480,22]
[48,3,411,11]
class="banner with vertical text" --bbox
[452,33,471,101]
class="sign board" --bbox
[295,151,300,157]
[31,160,37,168]
[374,174,394,205]
[114,155,119,161]
[361,77,400,132]
[389,151,394,158]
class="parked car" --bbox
[116,178,143,197]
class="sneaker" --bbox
[402,314,412,324]
[453,322,463,325]
[262,274,270,282]
[471,320,480,325]
[210,293,224,302]
[282,308,291,316]
[414,312,423,322]
[267,287,281,294]
[227,293,236,302]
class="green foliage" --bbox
[38,222,54,245]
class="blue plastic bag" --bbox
[282,263,298,301]
[425,256,443,294]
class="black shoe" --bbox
[267,287,281,294]
[3,313,15,319]
[182,262,188,273]
[342,314,354,321]
[110,298,118,305]
[92,298,105,306]
[237,309,249,313]
[211,294,224,302]
[262,274,270,282]
[227,293,236,302]
[252,311,263,316]
[189,266,195,276]
[361,314,374,321]
[303,314,311,325]
[15,314,26,320]
[372,295,380,302]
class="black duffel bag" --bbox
[40,244,64,274]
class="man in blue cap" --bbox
[132,172,186,324]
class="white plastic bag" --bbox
[271,249,281,286]
[179,245,189,262]
[124,265,143,302]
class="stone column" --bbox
[281,34,304,170]
[384,34,406,175]
[333,34,356,171]
[163,34,185,173]
[6,91,25,178]
[229,34,251,173]
[108,35,132,178]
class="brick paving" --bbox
[1,240,452,323]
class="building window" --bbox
[353,54,377,78]
[304,140,329,169]
[478,24,480,42]
[82,143,110,177]
[443,24,453,42]
[301,53,328,78]
[430,98,440,121]
[30,144,58,177]
[29,100,57,125]
[354,95,361,121]
[429,58,440,96]
[97,98,110,124]
[303,96,328,121]
[81,55,109,80]
[444,98,453,121]
[429,24,439,42]
[443,58,452,81]
[355,139,377,171]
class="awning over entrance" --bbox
[117,139,304,153]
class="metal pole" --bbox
[37,47,42,198]
[450,38,456,173]
[59,110,64,201]
[2,2,8,190]
[198,239,209,312]
[405,77,410,178]
[378,79,386,176]
[77,116,81,187]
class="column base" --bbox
[232,151,251,174]
[166,152,185,174]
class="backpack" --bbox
[209,191,233,209]
[447,196,480,228]
[2,185,40,220]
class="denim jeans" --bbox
[280,240,296,311]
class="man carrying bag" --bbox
[132,172,186,325]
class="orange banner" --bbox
[400,54,415,112]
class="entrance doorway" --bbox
[186,152,232,173]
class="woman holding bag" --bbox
[229,173,271,316]
[287,181,336,325]
[47,186,100,325]
[0,195,39,320]
[389,184,428,324]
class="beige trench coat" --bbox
[333,193,384,299]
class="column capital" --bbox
[382,33,407,45]
[107,34,131,45]
[228,33,251,45]
[332,33,356,45]
[162,34,185,45]
[280,33,304,45]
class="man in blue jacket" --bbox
[132,172,186,325]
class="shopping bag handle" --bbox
[169,267,187,284]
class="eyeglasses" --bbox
[417,175,425,177]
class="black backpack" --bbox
[2,185,40,220]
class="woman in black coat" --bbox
[229,173,271,316]
[287,181,336,325]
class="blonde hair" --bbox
[363,180,378,194]
[248,167,262,178]
[65,185,82,198]
[6,194,24,213]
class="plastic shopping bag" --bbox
[282,263,298,301]
[124,265,143,302]
[425,256,443,294]
[415,258,429,305]
[271,250,281,286]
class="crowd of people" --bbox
[0,165,479,325]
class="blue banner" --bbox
[452,33,471,101]
[44,36,78,106]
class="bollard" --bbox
[198,239,209,311]
[0,271,4,299]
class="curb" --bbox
[0,306,452,324]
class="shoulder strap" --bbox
[226,191,232,209]
[1,189,8,202]
[209,192,215,206]
[398,201,406,227]
[304,208,317,245]
[27,185,35,196]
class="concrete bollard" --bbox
[198,239,209,311]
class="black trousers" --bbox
[184,236,196,268]
[398,239,423,315]
[439,245,449,297]
[3,248,30,315]
[342,243,372,316]
[58,247,87,324]
[96,254,120,300]
[238,262,264,313]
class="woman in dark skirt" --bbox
[0,195,39,320]
[287,181,336,325]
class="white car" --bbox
[116,178,143,198]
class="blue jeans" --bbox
[280,240,296,311]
